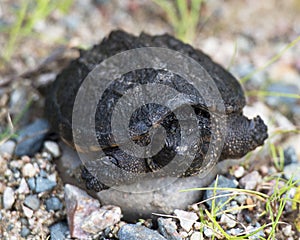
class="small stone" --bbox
[64,184,100,239]
[22,163,37,178]
[246,197,254,211]
[193,222,202,230]
[0,140,16,156]
[284,146,298,165]
[20,227,31,238]
[259,165,269,175]
[45,197,63,211]
[3,187,15,209]
[50,221,69,240]
[157,218,182,240]
[22,205,33,218]
[228,201,239,214]
[239,171,262,190]
[44,141,61,158]
[35,177,56,193]
[228,228,243,236]
[178,231,188,238]
[282,224,292,236]
[203,227,213,238]
[81,205,122,234]
[0,156,8,174]
[233,166,245,178]
[204,175,238,209]
[15,119,50,157]
[24,195,40,211]
[118,224,166,240]
[0,182,6,193]
[220,214,236,228]
[174,209,198,232]
[27,178,35,190]
[235,194,247,205]
[190,231,203,240]
[284,163,300,184]
[243,213,252,223]
[17,178,30,194]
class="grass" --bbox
[0,0,74,66]
[182,176,299,239]
[151,0,205,44]
[0,98,33,145]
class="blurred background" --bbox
[1,0,299,144]
[0,0,300,238]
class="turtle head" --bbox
[220,114,268,160]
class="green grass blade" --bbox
[240,35,300,83]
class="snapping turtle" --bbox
[46,30,268,191]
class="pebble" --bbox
[0,156,8,174]
[203,226,214,238]
[157,217,182,240]
[64,184,101,239]
[284,146,298,166]
[190,231,203,240]
[118,224,167,240]
[35,176,57,193]
[247,225,265,239]
[233,166,245,178]
[228,228,243,236]
[81,205,122,234]
[204,175,238,209]
[22,205,33,218]
[220,213,236,228]
[243,212,252,223]
[21,163,37,178]
[0,182,5,193]
[44,141,61,158]
[27,177,36,190]
[24,195,40,211]
[228,200,239,214]
[282,224,293,236]
[15,119,50,157]
[0,140,16,156]
[20,227,31,238]
[239,171,262,190]
[45,197,63,211]
[17,178,29,194]
[283,163,300,185]
[3,187,15,209]
[174,209,198,232]
[50,221,69,240]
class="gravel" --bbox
[24,195,40,211]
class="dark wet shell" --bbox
[46,30,245,146]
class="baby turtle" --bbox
[46,30,268,191]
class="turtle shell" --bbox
[45,30,267,190]
[46,30,245,147]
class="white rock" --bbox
[220,214,236,228]
[44,141,61,158]
[190,231,203,240]
[0,140,16,156]
[174,209,198,232]
[81,205,122,234]
[23,205,33,218]
[22,163,37,178]
[3,187,15,209]
[234,166,245,178]
[17,178,30,194]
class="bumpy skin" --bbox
[46,30,268,191]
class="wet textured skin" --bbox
[46,30,268,191]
